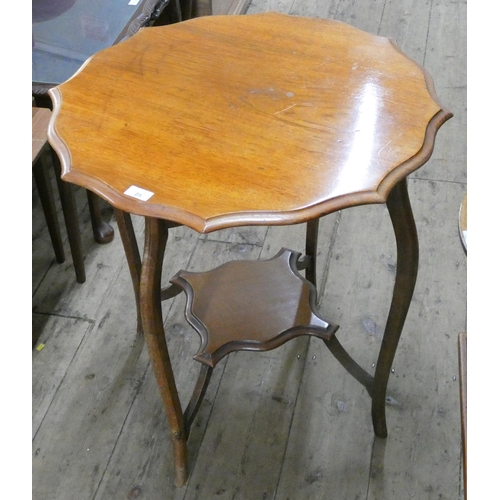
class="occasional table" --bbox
[48,13,452,486]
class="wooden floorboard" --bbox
[32,0,466,498]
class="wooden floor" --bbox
[32,0,466,498]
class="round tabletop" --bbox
[49,12,452,233]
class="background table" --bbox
[48,12,452,487]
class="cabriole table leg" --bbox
[115,209,143,336]
[372,178,419,437]
[140,216,188,486]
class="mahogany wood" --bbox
[324,335,374,396]
[183,364,213,438]
[47,12,452,488]
[48,13,451,233]
[171,248,338,367]
[372,178,419,437]
[114,208,182,336]
[140,218,188,487]
[114,209,143,335]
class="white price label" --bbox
[124,185,154,201]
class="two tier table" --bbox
[48,12,452,486]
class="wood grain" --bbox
[33,1,466,499]
[49,12,451,232]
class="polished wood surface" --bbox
[49,12,451,233]
[32,1,466,497]
[45,11,454,489]
[172,248,337,367]
[169,247,339,465]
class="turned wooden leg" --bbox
[141,217,188,487]
[371,179,419,437]
[87,190,114,244]
[114,209,143,335]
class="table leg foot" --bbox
[371,179,419,437]
[141,217,188,486]
[172,433,189,487]
[87,190,114,244]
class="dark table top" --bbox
[32,0,166,86]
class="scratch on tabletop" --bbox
[274,103,296,115]
[378,140,393,156]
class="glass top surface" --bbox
[32,0,152,85]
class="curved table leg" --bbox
[371,178,419,437]
[87,190,115,244]
[141,217,188,487]
[115,209,143,336]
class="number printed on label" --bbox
[124,185,154,201]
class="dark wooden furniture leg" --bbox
[371,178,419,437]
[183,364,213,438]
[305,219,319,287]
[140,217,188,487]
[321,179,418,437]
[52,150,86,283]
[114,209,143,335]
[87,191,115,244]
[33,151,65,264]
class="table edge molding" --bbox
[48,87,452,233]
